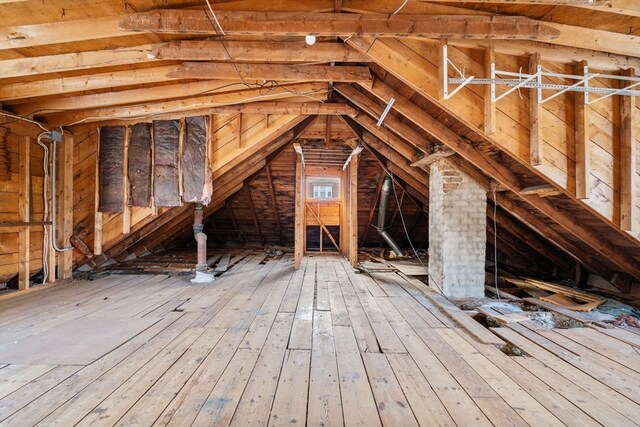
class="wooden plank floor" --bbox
[1,254,639,426]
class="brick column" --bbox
[428,159,486,298]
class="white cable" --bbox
[204,0,226,35]
[392,0,409,15]
[492,187,500,301]
[0,111,49,132]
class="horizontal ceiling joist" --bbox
[168,63,373,86]
[0,65,181,102]
[154,40,367,62]
[0,44,161,79]
[120,10,560,40]
[41,82,328,126]
[12,79,245,115]
[0,41,364,79]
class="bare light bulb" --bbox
[305,35,316,46]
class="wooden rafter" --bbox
[266,165,284,246]
[41,83,328,126]
[361,81,640,279]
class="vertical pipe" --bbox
[193,203,207,271]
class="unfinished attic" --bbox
[2,0,640,425]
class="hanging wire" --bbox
[379,126,446,296]
[492,186,501,301]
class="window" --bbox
[307,177,340,200]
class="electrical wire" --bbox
[377,126,446,296]
[36,132,50,284]
[492,186,501,301]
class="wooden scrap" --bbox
[540,293,604,312]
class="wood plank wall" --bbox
[358,38,640,236]
[0,119,47,284]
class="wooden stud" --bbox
[362,171,385,246]
[245,186,264,246]
[620,68,637,232]
[266,165,283,245]
[18,136,30,290]
[484,45,496,135]
[94,130,103,255]
[529,52,543,166]
[295,151,304,269]
[122,126,131,235]
[349,152,359,267]
[58,133,74,279]
[574,61,590,200]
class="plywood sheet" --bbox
[153,120,181,207]
[99,126,124,212]
[182,116,211,204]
[0,316,158,365]
[128,122,151,207]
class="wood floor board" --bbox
[268,349,311,426]
[453,327,602,427]
[288,260,316,350]
[362,352,419,426]
[307,310,343,426]
[494,327,640,424]
[1,254,637,426]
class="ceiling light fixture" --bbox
[305,35,316,45]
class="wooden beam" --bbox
[620,68,638,233]
[0,65,181,102]
[484,46,496,135]
[58,133,74,279]
[121,10,560,40]
[15,79,244,115]
[0,44,160,79]
[519,184,562,197]
[245,186,264,245]
[82,103,354,128]
[18,136,30,290]
[94,132,103,256]
[266,165,284,246]
[449,39,640,72]
[156,40,367,62]
[0,14,135,50]
[529,52,543,166]
[363,80,640,280]
[574,61,590,200]
[411,149,455,168]
[169,63,373,86]
[349,151,360,267]
[42,83,328,126]
[295,150,304,269]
